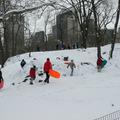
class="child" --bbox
[29,65,36,85]
[20,59,26,68]
[67,60,76,76]
[97,57,104,72]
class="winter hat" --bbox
[47,58,50,61]
[33,65,36,69]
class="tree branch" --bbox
[0,2,56,22]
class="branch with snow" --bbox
[0,2,56,22]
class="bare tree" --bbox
[0,1,56,67]
[91,0,115,57]
[0,26,4,66]
[0,0,12,65]
[43,7,51,51]
[57,0,93,49]
[109,0,120,59]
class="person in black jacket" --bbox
[0,70,3,83]
[20,59,26,68]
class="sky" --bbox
[0,43,120,120]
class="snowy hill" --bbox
[1,44,120,120]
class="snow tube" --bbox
[0,80,4,89]
[101,60,107,69]
[49,69,60,78]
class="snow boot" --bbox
[30,81,33,85]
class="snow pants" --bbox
[97,66,101,72]
[44,72,50,83]
[70,68,74,76]
[30,77,35,84]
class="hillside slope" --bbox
[0,44,120,120]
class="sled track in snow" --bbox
[94,110,120,120]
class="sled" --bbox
[64,62,70,65]
[49,69,60,78]
[0,80,4,89]
[101,60,107,69]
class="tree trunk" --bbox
[3,21,9,61]
[0,30,5,67]
[14,22,21,55]
[11,15,15,56]
[91,0,101,58]
[109,0,120,59]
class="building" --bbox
[35,31,44,42]
[57,10,77,46]
[31,31,45,51]
[56,9,115,48]
[116,27,120,43]
[52,25,57,41]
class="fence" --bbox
[94,110,120,120]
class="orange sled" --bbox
[49,69,60,78]
[64,62,70,64]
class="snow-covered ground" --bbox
[0,44,120,120]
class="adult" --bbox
[44,58,52,83]
[56,44,59,50]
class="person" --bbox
[63,44,65,49]
[29,65,36,85]
[37,47,40,51]
[97,56,104,72]
[67,60,76,76]
[61,43,65,50]
[20,59,26,68]
[44,58,52,83]
[56,44,59,50]
[73,44,75,49]
[0,70,3,83]
[76,42,79,49]
[65,45,68,49]
[68,44,71,49]
[61,43,64,50]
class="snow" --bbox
[0,44,120,120]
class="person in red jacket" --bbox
[29,65,36,85]
[97,57,104,72]
[44,58,52,83]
